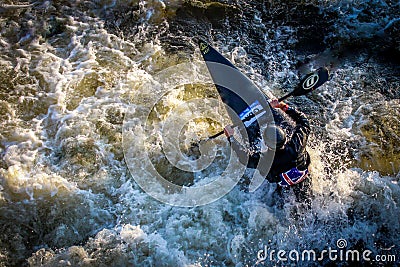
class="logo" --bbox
[336,239,347,249]
[302,73,319,90]
[256,238,396,264]
[199,42,209,54]
[239,100,266,127]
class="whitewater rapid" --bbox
[0,0,399,266]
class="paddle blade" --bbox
[292,67,330,97]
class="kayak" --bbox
[198,39,276,144]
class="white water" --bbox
[0,0,399,266]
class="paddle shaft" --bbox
[200,67,330,142]
[278,91,294,102]
[202,86,314,141]
[202,109,261,142]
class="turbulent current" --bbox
[0,0,399,266]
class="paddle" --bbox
[197,67,330,143]
[278,66,330,102]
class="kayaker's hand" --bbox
[224,125,234,138]
[270,99,281,108]
[270,99,289,111]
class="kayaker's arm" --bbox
[284,107,311,155]
[270,99,310,154]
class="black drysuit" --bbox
[228,107,311,184]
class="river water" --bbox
[0,0,399,266]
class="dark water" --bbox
[0,0,399,266]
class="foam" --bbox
[1,0,399,266]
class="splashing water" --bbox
[0,0,399,266]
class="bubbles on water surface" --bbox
[0,0,399,266]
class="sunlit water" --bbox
[0,0,399,266]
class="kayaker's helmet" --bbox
[263,125,286,150]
